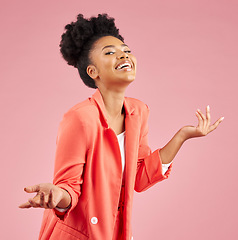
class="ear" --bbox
[87,65,99,80]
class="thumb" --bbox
[24,184,40,193]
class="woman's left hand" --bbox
[180,105,224,141]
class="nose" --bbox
[116,51,129,60]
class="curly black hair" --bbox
[59,13,124,89]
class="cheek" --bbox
[101,59,115,72]
[96,62,115,78]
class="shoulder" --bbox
[60,98,97,126]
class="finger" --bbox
[197,109,207,131]
[206,105,211,128]
[47,189,54,209]
[28,198,40,208]
[195,111,203,128]
[19,202,32,208]
[208,117,224,133]
[197,109,206,121]
[24,184,40,193]
[40,192,46,208]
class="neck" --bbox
[97,86,125,119]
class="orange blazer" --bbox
[38,88,172,240]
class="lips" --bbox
[115,60,133,70]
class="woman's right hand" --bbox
[18,183,71,209]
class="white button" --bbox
[91,217,98,224]
[131,237,133,240]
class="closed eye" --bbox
[105,51,115,55]
[105,50,131,55]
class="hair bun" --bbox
[59,13,123,68]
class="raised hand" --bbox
[18,183,70,209]
[180,105,224,141]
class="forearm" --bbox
[159,128,187,164]
[159,105,224,164]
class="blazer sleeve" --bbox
[52,110,88,220]
[134,104,172,192]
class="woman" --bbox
[19,14,224,240]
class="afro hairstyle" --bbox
[59,13,124,89]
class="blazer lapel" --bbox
[91,88,141,189]
[123,100,140,200]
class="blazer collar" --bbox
[91,88,135,128]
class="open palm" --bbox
[18,183,64,209]
[181,105,224,140]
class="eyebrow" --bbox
[102,44,128,51]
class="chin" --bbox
[123,72,136,81]
[127,76,136,82]
[120,76,135,83]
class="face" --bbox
[87,36,137,89]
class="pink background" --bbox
[1,0,237,239]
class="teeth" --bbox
[116,63,131,69]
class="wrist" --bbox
[178,127,190,142]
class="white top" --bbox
[55,130,172,212]
[117,130,126,173]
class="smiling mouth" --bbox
[115,62,133,71]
